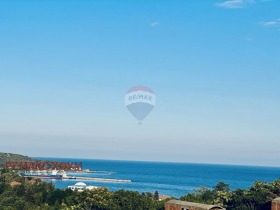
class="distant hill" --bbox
[0,152,35,168]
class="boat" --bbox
[66,176,76,180]
[83,169,94,173]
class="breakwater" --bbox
[63,176,131,183]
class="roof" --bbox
[166,200,225,210]
[273,197,280,202]
[10,181,22,187]
[29,179,36,184]
[75,182,86,186]
[159,195,171,200]
[86,186,99,190]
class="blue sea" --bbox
[36,158,280,198]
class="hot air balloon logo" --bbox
[125,86,155,123]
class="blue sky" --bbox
[0,0,280,166]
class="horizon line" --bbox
[33,155,280,169]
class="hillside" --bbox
[0,152,35,167]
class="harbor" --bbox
[19,170,132,183]
[63,176,131,183]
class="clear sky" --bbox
[0,0,280,166]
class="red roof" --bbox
[10,181,22,187]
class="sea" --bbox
[36,157,280,198]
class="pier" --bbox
[19,170,132,183]
[63,177,131,183]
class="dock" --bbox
[63,177,131,183]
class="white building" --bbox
[68,182,99,192]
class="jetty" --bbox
[63,176,131,183]
[18,170,132,183]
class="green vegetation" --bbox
[1,163,280,210]
[0,153,35,168]
[180,180,280,210]
[0,169,168,210]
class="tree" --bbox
[153,191,159,201]
[214,182,230,192]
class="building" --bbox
[159,195,171,201]
[10,181,22,187]
[272,198,280,210]
[68,182,99,192]
[165,200,225,210]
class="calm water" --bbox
[36,157,280,198]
